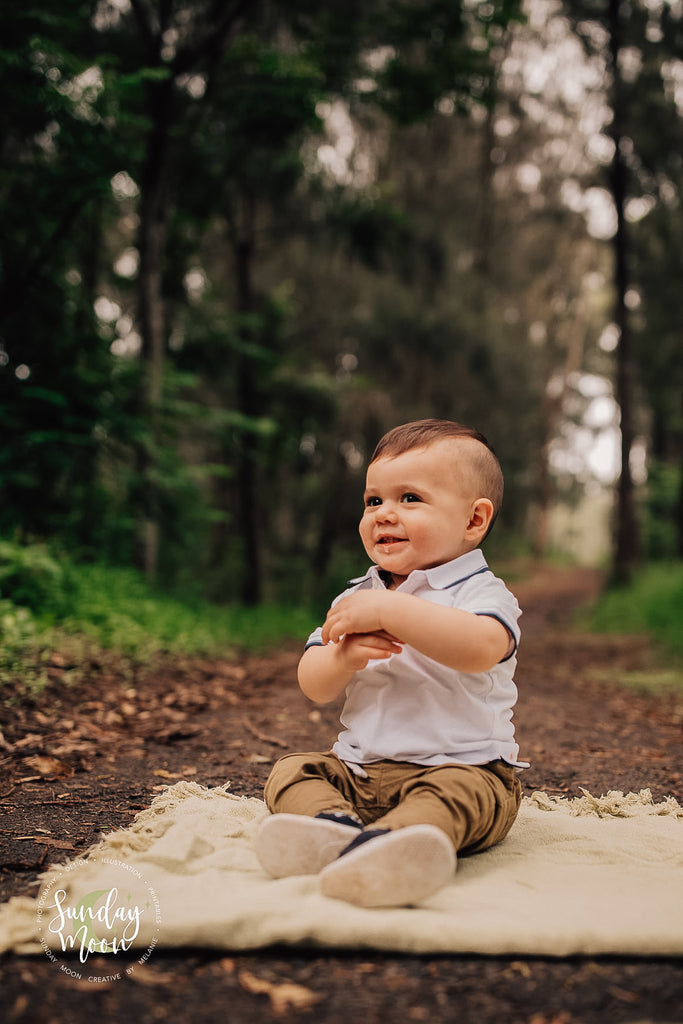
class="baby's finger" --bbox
[322,613,345,644]
[355,633,402,655]
[373,629,403,645]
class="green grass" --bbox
[585,561,683,659]
[0,544,317,689]
[601,668,683,694]
[54,563,317,657]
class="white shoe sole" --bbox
[255,813,361,877]
[319,825,456,907]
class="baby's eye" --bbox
[401,493,422,503]
[365,496,382,507]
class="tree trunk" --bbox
[136,73,174,581]
[608,0,640,584]
[234,193,263,605]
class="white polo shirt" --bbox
[305,549,526,769]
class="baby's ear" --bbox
[468,498,494,537]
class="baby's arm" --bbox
[298,630,403,704]
[322,590,512,673]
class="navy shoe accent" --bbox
[316,812,363,830]
[338,827,391,857]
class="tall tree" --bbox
[605,0,641,581]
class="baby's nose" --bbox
[376,502,398,521]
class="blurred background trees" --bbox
[2,0,682,608]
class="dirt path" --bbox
[1,565,683,1023]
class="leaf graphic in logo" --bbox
[77,889,116,953]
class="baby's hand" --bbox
[322,590,395,644]
[335,631,403,673]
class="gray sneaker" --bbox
[255,813,361,878]
[319,824,456,907]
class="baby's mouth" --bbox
[378,536,405,546]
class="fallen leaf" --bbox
[50,739,97,756]
[38,838,77,851]
[238,971,321,1016]
[154,724,202,743]
[246,753,271,764]
[23,754,73,777]
[152,769,179,779]
[607,986,641,1004]
[13,734,47,749]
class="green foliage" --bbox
[0,600,43,689]
[0,541,71,616]
[59,563,316,657]
[586,563,683,658]
[0,545,316,667]
[644,462,681,560]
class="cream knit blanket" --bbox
[2,782,682,958]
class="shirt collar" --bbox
[348,549,489,590]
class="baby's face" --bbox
[359,441,482,585]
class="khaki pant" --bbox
[264,751,521,855]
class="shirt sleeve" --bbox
[303,576,374,650]
[304,625,324,650]
[458,574,521,656]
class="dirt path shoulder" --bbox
[1,566,682,1024]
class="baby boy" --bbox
[255,418,525,907]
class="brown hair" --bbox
[370,418,504,532]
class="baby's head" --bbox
[369,419,503,537]
[360,419,503,581]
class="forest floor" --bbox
[1,564,683,1024]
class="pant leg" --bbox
[369,760,522,854]
[264,750,365,820]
